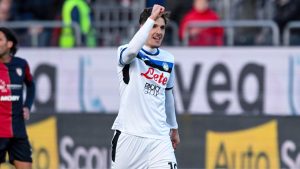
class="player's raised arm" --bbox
[119,5,165,65]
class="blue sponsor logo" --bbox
[288,56,300,115]
[79,56,105,112]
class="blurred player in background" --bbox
[0,27,35,169]
[111,4,180,169]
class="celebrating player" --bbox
[0,27,35,169]
[111,4,180,169]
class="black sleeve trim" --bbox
[166,87,173,90]
[119,47,128,66]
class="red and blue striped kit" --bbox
[0,57,35,138]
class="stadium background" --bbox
[1,0,300,169]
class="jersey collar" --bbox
[142,45,159,56]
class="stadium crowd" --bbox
[1,0,300,47]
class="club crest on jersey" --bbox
[162,62,169,72]
[16,68,22,76]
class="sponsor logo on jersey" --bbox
[0,95,20,101]
[141,67,168,85]
[7,84,22,90]
[144,82,161,96]
[0,96,20,101]
[0,80,22,93]
[16,67,23,76]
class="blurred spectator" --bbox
[0,0,27,46]
[59,0,97,48]
[12,0,62,46]
[119,0,132,7]
[0,0,14,22]
[179,0,224,46]
[274,0,300,45]
[166,0,192,46]
[168,0,192,26]
[14,0,59,21]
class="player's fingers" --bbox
[23,112,30,120]
[172,142,176,149]
[152,4,160,11]
[153,5,164,14]
[176,138,180,145]
[23,112,27,120]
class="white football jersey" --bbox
[112,44,175,139]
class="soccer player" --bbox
[111,4,180,169]
[0,27,35,169]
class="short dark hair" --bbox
[139,7,170,25]
[0,27,18,55]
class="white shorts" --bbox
[111,130,177,169]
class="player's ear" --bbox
[7,41,13,48]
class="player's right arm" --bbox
[119,5,165,65]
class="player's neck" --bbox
[143,45,158,54]
[0,54,12,63]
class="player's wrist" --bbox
[170,128,178,134]
[148,16,156,22]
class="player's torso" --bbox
[0,58,25,109]
[115,47,174,138]
[119,48,174,108]
[0,57,26,138]
[132,49,173,97]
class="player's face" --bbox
[0,31,11,58]
[145,17,166,48]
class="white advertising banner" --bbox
[18,47,300,115]
[19,48,119,113]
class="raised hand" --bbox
[149,4,165,21]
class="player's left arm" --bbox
[165,64,180,149]
[23,61,36,120]
[166,89,180,149]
